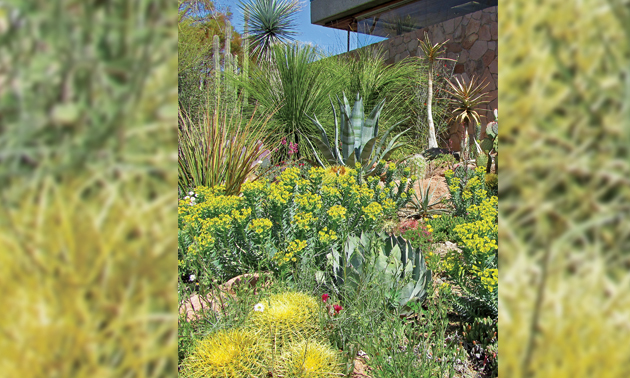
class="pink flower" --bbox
[322,294,329,303]
[281,137,287,145]
[333,304,343,315]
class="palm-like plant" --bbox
[418,32,451,149]
[444,76,489,160]
[239,0,300,61]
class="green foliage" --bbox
[306,93,408,174]
[364,294,464,378]
[462,317,498,377]
[478,108,498,173]
[423,214,467,243]
[445,166,489,217]
[177,101,272,195]
[328,231,433,313]
[178,166,416,281]
[242,42,337,160]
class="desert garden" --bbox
[178,1,498,377]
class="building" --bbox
[311,0,498,150]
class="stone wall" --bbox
[376,6,498,150]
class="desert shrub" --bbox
[445,166,489,218]
[178,165,416,282]
[422,214,468,243]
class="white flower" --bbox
[184,196,190,200]
[189,274,195,282]
[189,191,194,196]
[253,303,265,312]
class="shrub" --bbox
[178,102,272,196]
[423,214,468,243]
[445,166,488,217]
[178,165,416,281]
[442,196,498,319]
[484,173,498,196]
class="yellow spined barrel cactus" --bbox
[180,328,267,378]
[279,339,343,378]
[249,291,320,347]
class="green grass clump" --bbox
[180,328,267,378]
[279,339,343,377]
[249,291,320,347]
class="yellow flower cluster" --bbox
[362,202,383,222]
[274,239,307,265]
[248,218,273,234]
[292,212,315,231]
[320,185,341,200]
[279,167,302,188]
[295,192,322,212]
[231,208,252,225]
[242,179,269,198]
[382,198,397,215]
[476,267,498,293]
[327,205,347,222]
[317,227,337,245]
[268,182,291,206]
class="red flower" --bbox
[333,304,343,314]
[322,294,329,303]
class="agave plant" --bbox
[409,177,451,218]
[305,93,408,175]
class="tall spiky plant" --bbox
[444,76,489,161]
[418,32,451,149]
[239,0,300,61]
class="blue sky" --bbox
[222,0,387,56]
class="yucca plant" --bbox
[444,76,489,161]
[239,0,300,61]
[305,93,408,175]
[178,102,273,196]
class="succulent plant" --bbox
[462,317,497,348]
[478,109,498,173]
[180,328,267,378]
[326,231,432,313]
[305,92,408,175]
[279,339,343,377]
[248,291,320,347]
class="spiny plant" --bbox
[278,339,343,377]
[444,76,489,161]
[305,92,408,175]
[248,291,320,347]
[478,109,498,173]
[179,328,268,378]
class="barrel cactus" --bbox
[305,93,408,175]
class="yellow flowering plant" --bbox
[443,196,498,320]
[178,164,416,283]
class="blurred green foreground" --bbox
[0,1,178,376]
